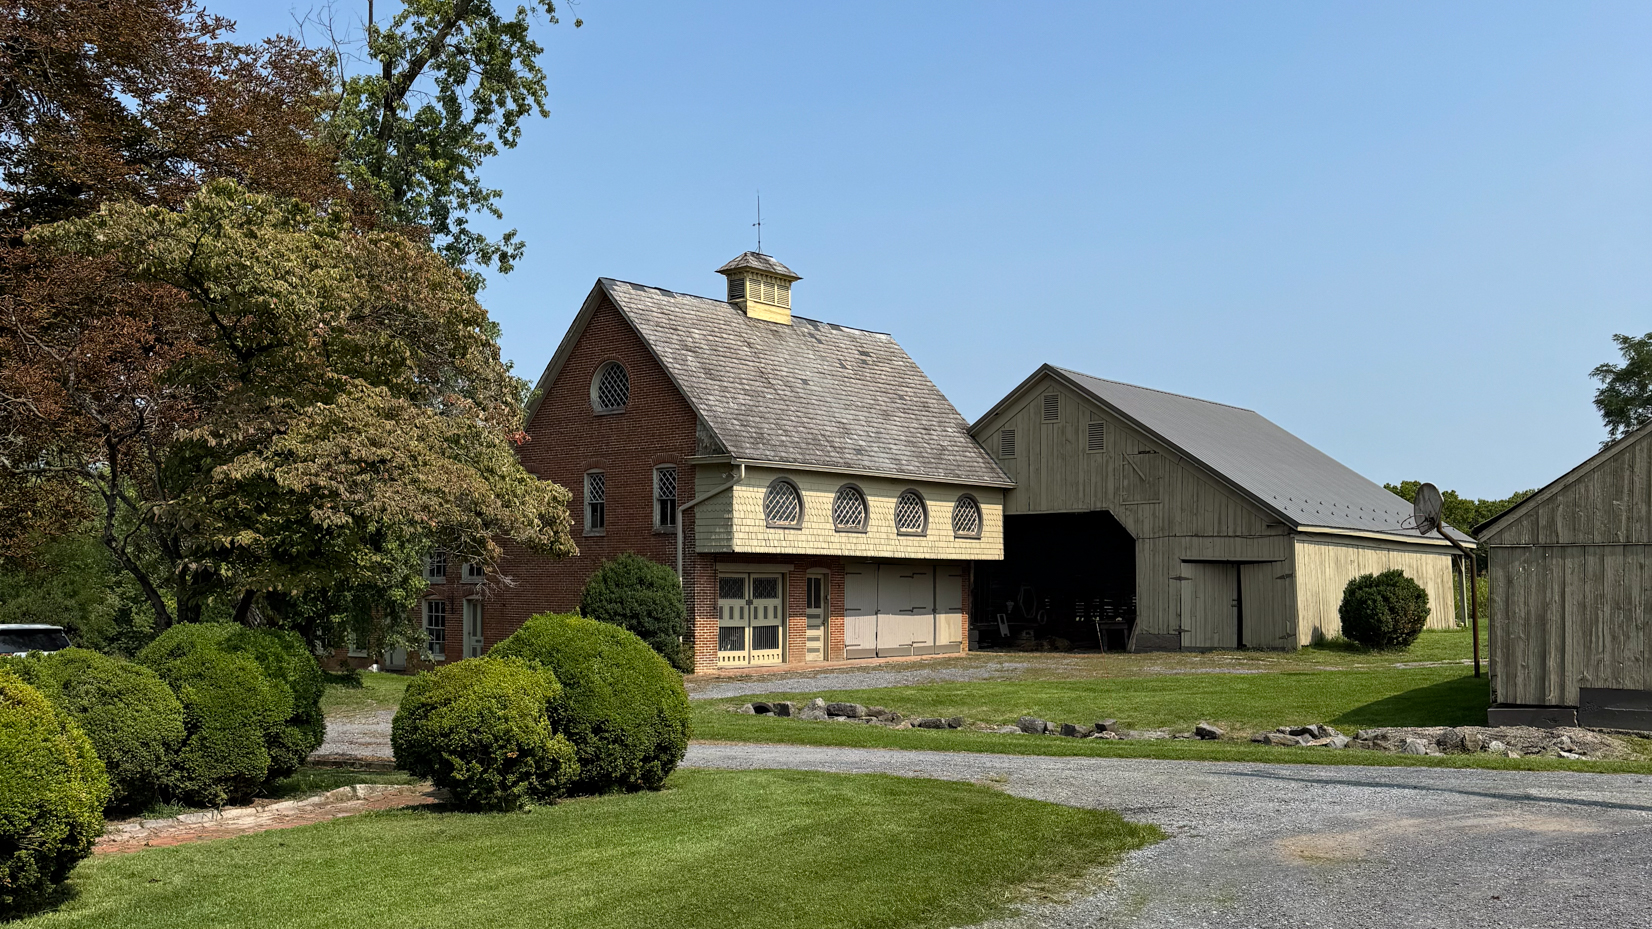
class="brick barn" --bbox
[400,252,1010,673]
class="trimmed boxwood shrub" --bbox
[220,627,326,779]
[138,625,289,807]
[390,658,578,811]
[1339,569,1431,650]
[491,613,690,794]
[578,553,691,671]
[0,668,109,918]
[7,649,185,811]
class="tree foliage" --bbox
[1591,331,1652,446]
[1384,481,1535,540]
[578,554,690,671]
[332,0,578,280]
[6,181,574,640]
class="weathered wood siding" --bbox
[1483,430,1652,706]
[974,374,1295,644]
[1293,535,1460,644]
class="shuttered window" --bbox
[999,429,1015,458]
[1042,393,1060,422]
[1088,421,1106,453]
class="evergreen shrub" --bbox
[1338,569,1431,650]
[0,668,108,917]
[390,658,577,811]
[578,553,691,671]
[8,649,184,811]
[491,613,689,794]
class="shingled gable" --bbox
[977,363,1469,542]
[528,278,1011,488]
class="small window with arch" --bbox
[764,478,803,528]
[590,362,630,414]
[831,485,868,532]
[654,465,678,529]
[584,471,606,534]
[894,490,928,536]
[951,495,982,539]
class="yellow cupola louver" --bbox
[716,251,801,325]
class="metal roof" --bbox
[715,252,800,279]
[1010,366,1469,541]
[598,279,1010,487]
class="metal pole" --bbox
[1436,528,1481,678]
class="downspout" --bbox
[677,463,745,585]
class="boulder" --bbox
[1123,729,1172,741]
[1089,730,1120,740]
[1262,732,1302,747]
[1059,723,1093,738]
[866,706,894,719]
[913,717,948,729]
[1095,719,1120,733]
[945,717,968,730]
[1194,722,1224,741]
[737,703,757,714]
[826,702,867,718]
[992,725,1022,734]
[1401,738,1431,755]
[1437,728,1469,754]
[1349,739,1381,751]
[797,706,829,721]
[770,701,795,718]
[1328,736,1351,750]
[1486,740,1507,754]
[1461,731,1482,753]
[1558,751,1583,760]
[1017,716,1051,735]
[807,698,827,709]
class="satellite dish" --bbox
[1413,482,1444,536]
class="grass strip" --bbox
[25,770,1158,929]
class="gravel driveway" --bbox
[685,744,1652,929]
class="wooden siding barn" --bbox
[971,365,1468,651]
[1476,422,1652,729]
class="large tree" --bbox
[0,1,577,649]
[332,0,578,281]
[1590,332,1652,446]
[7,180,574,636]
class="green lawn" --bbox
[26,770,1159,929]
[319,670,411,717]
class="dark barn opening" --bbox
[974,511,1136,650]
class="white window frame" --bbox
[462,561,485,583]
[423,599,447,660]
[462,598,484,659]
[424,550,447,584]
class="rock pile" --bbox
[731,702,1230,740]
[1250,724,1351,749]
[1348,725,1632,759]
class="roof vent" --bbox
[1042,393,1060,422]
[717,252,801,325]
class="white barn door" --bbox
[935,565,964,653]
[844,563,877,659]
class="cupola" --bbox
[717,251,801,325]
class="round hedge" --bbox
[220,627,326,779]
[1338,569,1431,650]
[0,668,108,918]
[10,649,185,811]
[578,553,691,671]
[491,613,689,794]
[138,625,289,807]
[390,658,578,811]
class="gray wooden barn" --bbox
[1476,422,1652,729]
[970,365,1469,651]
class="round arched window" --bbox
[832,485,868,532]
[764,479,803,528]
[894,490,928,535]
[591,362,630,413]
[952,495,982,538]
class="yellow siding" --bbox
[696,465,1004,560]
[1293,535,1460,645]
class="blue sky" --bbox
[217,2,1652,499]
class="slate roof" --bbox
[997,365,1469,541]
[586,279,1010,487]
[715,252,800,279]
